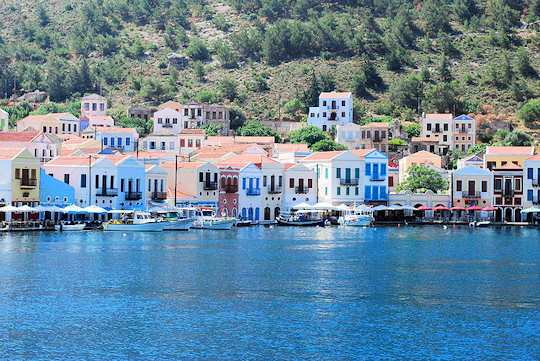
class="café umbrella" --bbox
[433,205,450,211]
[416,205,431,211]
[0,205,19,213]
[83,205,107,214]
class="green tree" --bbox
[397,164,448,193]
[467,143,487,155]
[289,125,328,146]
[404,122,421,138]
[238,120,280,141]
[390,74,423,111]
[186,37,210,61]
[514,48,537,77]
[518,98,540,125]
[218,78,238,101]
[420,0,451,36]
[37,3,50,27]
[214,41,238,69]
[310,139,348,151]
[202,123,222,136]
[492,129,533,145]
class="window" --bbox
[515,178,522,192]
[443,135,447,142]
[73,124,77,132]
[346,187,350,196]
[336,168,341,179]
[444,123,448,131]
[389,177,394,187]
[110,137,115,146]
[278,176,282,186]
[456,180,462,192]
[323,101,327,106]
[494,178,502,191]
[242,177,246,190]
[341,112,345,117]
[427,123,432,131]
[365,185,371,199]
[95,175,99,188]
[120,179,124,192]
[199,172,204,182]
[337,187,341,196]
[528,189,533,201]
[80,174,87,188]
[365,164,371,176]
[308,179,312,188]
[341,100,345,106]
[380,164,386,176]
[325,187,328,195]
[126,138,131,146]
[117,137,122,146]
[64,174,70,184]
[173,118,177,124]
[62,124,65,132]
[322,112,326,118]
[103,137,108,146]
[289,178,294,188]
[482,181,487,193]
[110,176,114,189]
[324,168,328,179]
[43,126,47,133]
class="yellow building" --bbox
[484,146,535,170]
[0,147,41,206]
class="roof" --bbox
[180,128,205,135]
[217,155,278,168]
[454,114,474,121]
[351,149,376,159]
[301,151,346,161]
[486,146,535,156]
[0,147,25,160]
[527,155,540,161]
[453,166,492,176]
[85,126,138,135]
[360,122,389,129]
[158,101,182,111]
[494,163,523,171]
[19,113,77,124]
[0,131,38,142]
[424,113,453,121]
[405,150,442,160]
[319,92,351,99]
[273,143,310,153]
[82,93,106,101]
[161,161,206,170]
[45,156,99,167]
[86,114,114,123]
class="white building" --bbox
[523,156,540,210]
[282,163,317,211]
[416,113,476,155]
[0,131,62,163]
[307,92,353,132]
[0,108,8,131]
[82,126,139,152]
[145,163,168,207]
[153,107,183,134]
[451,166,493,208]
[141,132,179,152]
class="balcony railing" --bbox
[503,189,514,197]
[246,188,261,196]
[125,192,142,200]
[340,178,359,186]
[203,182,218,190]
[370,175,386,182]
[532,179,540,187]
[96,188,118,197]
[162,124,173,128]
[267,185,282,194]
[295,186,309,194]
[533,198,540,205]
[463,191,481,199]
[20,178,37,187]
[222,184,238,193]
[151,192,167,201]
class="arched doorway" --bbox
[495,208,503,222]
[264,207,271,220]
[515,208,521,222]
[504,208,513,222]
[274,207,280,218]
[248,207,254,220]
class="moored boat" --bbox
[191,207,236,230]
[339,207,374,227]
[103,211,165,232]
[276,210,326,227]
[55,222,86,231]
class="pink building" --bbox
[217,166,239,217]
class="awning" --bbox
[433,205,450,211]
[83,205,107,214]
[481,206,497,212]
[313,202,336,210]
[372,205,389,211]
[0,205,19,213]
[62,204,86,213]
[450,206,466,211]
[416,205,431,211]
[467,205,483,211]
[521,207,540,213]
[292,202,312,210]
[15,205,38,212]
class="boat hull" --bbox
[164,219,193,231]
[193,218,236,230]
[55,224,86,231]
[342,215,373,227]
[276,218,325,227]
[103,222,165,232]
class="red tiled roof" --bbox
[45,156,98,167]
[301,151,346,161]
[424,113,453,121]
[319,92,351,99]
[486,146,535,156]
[0,147,25,160]
[360,122,389,129]
[0,131,39,142]
[351,148,375,159]
[180,128,205,135]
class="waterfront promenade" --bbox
[0,226,539,359]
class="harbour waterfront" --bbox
[1,226,540,359]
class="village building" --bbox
[0,131,62,163]
[307,92,353,131]
[17,113,80,135]
[451,166,493,208]
[0,147,40,210]
[0,108,8,131]
[336,122,389,153]
[81,126,139,152]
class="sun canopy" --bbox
[312,202,335,210]
[467,205,483,211]
[0,205,19,213]
[372,205,389,211]
[292,202,313,210]
[481,206,497,212]
[416,205,431,211]
[433,205,450,211]
[335,204,350,211]
[451,206,466,211]
[521,207,540,213]
[62,204,86,213]
[83,205,107,214]
[108,209,135,214]
[16,205,38,212]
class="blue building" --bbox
[363,150,388,204]
[39,169,75,206]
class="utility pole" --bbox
[88,155,92,206]
[174,154,178,207]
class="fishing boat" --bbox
[191,207,236,230]
[235,219,253,227]
[55,222,86,231]
[339,206,374,227]
[103,211,165,232]
[276,210,326,227]
[150,209,193,231]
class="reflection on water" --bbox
[0,226,539,359]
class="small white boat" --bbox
[55,222,86,231]
[339,206,374,227]
[103,211,165,232]
[191,207,236,230]
[276,210,326,227]
[150,209,193,231]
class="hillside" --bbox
[1,0,539,138]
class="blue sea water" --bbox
[0,226,539,360]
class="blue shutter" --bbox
[126,137,131,146]
[110,137,115,146]
[256,178,259,189]
[372,164,379,179]
[365,163,371,176]
[380,163,387,176]
[372,186,379,200]
[355,187,359,195]
[355,168,360,179]
[528,190,533,201]
[337,187,341,196]
[242,178,246,190]
[118,137,122,146]
[325,168,329,179]
[103,137,108,146]
[380,186,387,200]
[255,208,260,220]
[528,168,533,179]
[364,186,371,200]
[242,208,246,218]
[336,168,341,179]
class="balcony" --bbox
[370,175,386,182]
[96,188,118,197]
[533,198,540,205]
[295,186,309,194]
[20,178,37,188]
[222,184,238,193]
[203,181,218,190]
[267,185,282,194]
[340,178,359,186]
[533,179,540,187]
[151,192,167,201]
[503,189,514,197]
[463,191,481,199]
[246,188,261,196]
[125,192,142,200]
[162,124,173,128]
